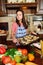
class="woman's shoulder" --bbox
[12,22,17,25]
[12,22,18,27]
[12,22,18,32]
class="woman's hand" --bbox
[13,38,20,43]
[13,38,18,43]
[11,32,20,44]
[13,38,20,46]
[31,31,37,35]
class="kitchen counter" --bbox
[0,33,43,65]
[0,44,43,65]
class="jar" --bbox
[26,0,35,3]
[17,0,26,3]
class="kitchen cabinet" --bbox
[5,0,37,15]
[0,22,8,44]
[37,0,43,14]
[0,0,6,16]
[0,0,37,16]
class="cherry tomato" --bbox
[22,49,28,55]
[18,48,22,52]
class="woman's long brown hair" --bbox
[16,9,28,29]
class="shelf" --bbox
[0,11,7,16]
[0,31,8,36]
[0,2,37,15]
[5,2,37,8]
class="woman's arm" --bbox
[11,22,20,43]
[26,28,29,34]
[11,31,18,43]
[11,22,18,43]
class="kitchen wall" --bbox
[0,16,43,34]
[0,16,15,35]
[0,16,15,22]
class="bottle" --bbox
[40,40,43,58]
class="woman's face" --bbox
[16,11,23,21]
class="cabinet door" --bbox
[0,0,6,16]
[0,0,2,11]
[37,0,43,14]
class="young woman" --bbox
[11,9,28,45]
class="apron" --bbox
[16,26,26,38]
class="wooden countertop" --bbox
[0,33,43,65]
[0,50,43,65]
[0,43,43,65]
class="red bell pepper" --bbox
[0,46,6,54]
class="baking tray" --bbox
[18,34,39,45]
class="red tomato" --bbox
[18,48,22,52]
[2,56,11,64]
[22,49,28,55]
[10,60,16,65]
[2,56,6,61]
[0,46,6,54]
